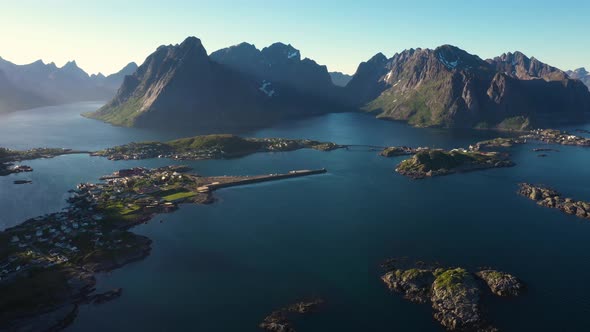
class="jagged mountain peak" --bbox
[490,51,566,81]
[569,67,589,77]
[119,62,138,73]
[262,42,301,61]
[368,52,388,64]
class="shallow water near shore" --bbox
[2,103,590,331]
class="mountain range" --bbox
[0,57,137,113]
[88,37,348,130]
[4,36,589,131]
[346,46,590,129]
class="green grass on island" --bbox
[93,134,342,160]
[433,268,471,291]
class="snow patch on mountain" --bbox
[438,54,459,69]
[259,80,275,97]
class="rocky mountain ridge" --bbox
[346,45,590,130]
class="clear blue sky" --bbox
[1,0,588,75]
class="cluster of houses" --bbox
[1,166,195,283]
[96,143,224,161]
[526,129,590,146]
[1,208,102,281]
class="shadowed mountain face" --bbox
[210,42,342,103]
[346,45,590,129]
[0,56,136,112]
[89,37,347,131]
[567,68,590,89]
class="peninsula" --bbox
[0,166,327,331]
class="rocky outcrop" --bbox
[476,270,525,297]
[381,269,434,303]
[259,299,324,332]
[518,183,590,220]
[431,268,485,331]
[381,259,525,332]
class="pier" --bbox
[197,168,327,193]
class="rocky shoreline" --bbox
[381,259,525,331]
[259,299,324,332]
[518,183,590,220]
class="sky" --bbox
[1,0,589,75]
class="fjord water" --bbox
[2,103,590,331]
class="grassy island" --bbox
[381,258,524,331]
[92,134,343,161]
[395,149,514,179]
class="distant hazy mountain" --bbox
[0,69,50,113]
[346,45,590,130]
[0,57,135,113]
[329,71,353,87]
[91,62,138,91]
[567,68,590,89]
[89,37,346,130]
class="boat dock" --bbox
[197,168,327,193]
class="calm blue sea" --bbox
[1,102,590,331]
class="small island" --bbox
[395,149,514,179]
[0,166,328,330]
[522,129,590,147]
[1,147,87,176]
[469,137,526,151]
[518,183,590,219]
[380,259,524,331]
[259,299,324,332]
[91,134,344,161]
